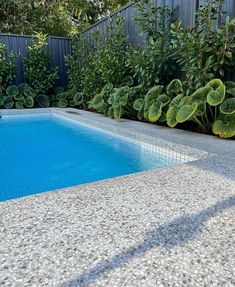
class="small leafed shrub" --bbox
[0,41,15,92]
[171,0,235,93]
[24,33,58,95]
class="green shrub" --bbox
[127,1,175,88]
[24,33,58,95]
[0,41,15,91]
[67,15,131,106]
[165,79,235,138]
[89,82,144,121]
[0,83,36,109]
[171,0,235,93]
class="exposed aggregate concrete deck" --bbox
[0,108,234,287]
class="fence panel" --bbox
[0,33,72,87]
[0,0,234,87]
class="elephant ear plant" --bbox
[51,88,84,108]
[89,81,144,121]
[0,84,36,109]
[88,83,114,114]
[133,79,183,123]
[166,78,235,138]
[107,84,144,121]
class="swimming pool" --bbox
[0,113,186,201]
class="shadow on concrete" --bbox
[188,154,235,182]
[59,195,235,287]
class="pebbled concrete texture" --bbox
[0,108,234,287]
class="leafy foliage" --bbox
[0,0,129,36]
[67,15,132,105]
[127,1,175,88]
[0,41,15,92]
[0,83,36,109]
[171,0,235,93]
[24,33,58,95]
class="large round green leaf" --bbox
[191,86,211,102]
[119,94,128,107]
[24,96,34,108]
[6,85,19,97]
[23,85,36,98]
[133,98,144,111]
[145,85,164,103]
[114,106,123,121]
[15,100,24,109]
[227,88,235,97]
[133,84,144,94]
[144,101,152,119]
[225,81,235,97]
[56,99,68,108]
[3,96,14,109]
[170,94,184,108]
[176,102,198,123]
[196,102,206,116]
[158,94,170,107]
[207,85,226,106]
[166,105,179,128]
[14,93,24,101]
[206,79,223,89]
[102,83,113,94]
[179,96,192,107]
[36,94,50,108]
[212,114,235,138]
[220,98,235,115]
[91,94,104,110]
[56,92,68,100]
[73,92,83,106]
[148,101,162,123]
[166,79,183,97]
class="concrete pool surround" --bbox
[0,108,234,287]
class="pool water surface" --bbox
[0,114,184,201]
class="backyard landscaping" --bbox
[0,0,235,138]
[0,1,235,287]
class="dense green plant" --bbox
[165,79,235,138]
[51,88,84,108]
[127,1,175,88]
[0,83,36,109]
[67,15,131,105]
[171,0,235,93]
[133,79,183,123]
[0,0,129,36]
[93,15,131,87]
[24,33,58,95]
[0,41,15,92]
[67,29,108,104]
[89,82,144,121]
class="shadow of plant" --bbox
[60,195,235,287]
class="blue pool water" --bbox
[0,114,183,201]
